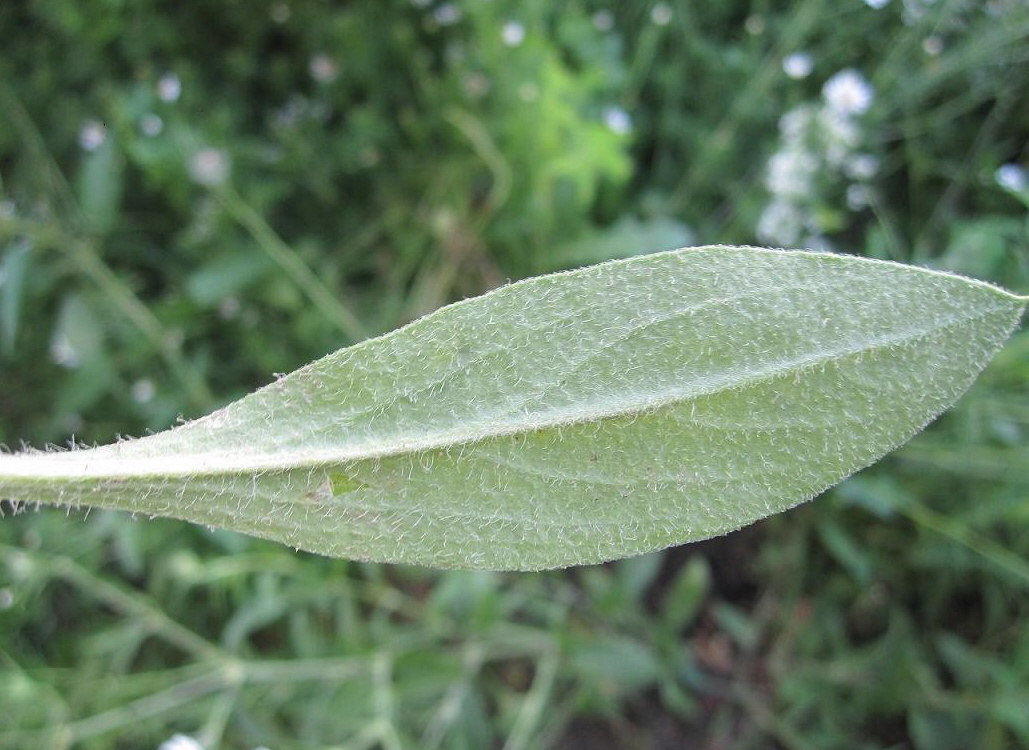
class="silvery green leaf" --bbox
[1,247,1025,570]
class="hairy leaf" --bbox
[1,247,1025,569]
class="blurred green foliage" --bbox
[1,0,1028,748]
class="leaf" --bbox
[0,240,32,355]
[547,215,695,270]
[76,135,124,237]
[0,246,1025,570]
[184,248,274,306]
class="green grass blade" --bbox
[1,246,1025,570]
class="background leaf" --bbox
[0,240,31,355]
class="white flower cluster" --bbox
[756,68,878,247]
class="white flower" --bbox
[189,148,231,187]
[218,296,241,319]
[779,106,814,144]
[158,734,204,750]
[651,4,673,26]
[461,72,490,99]
[744,15,765,35]
[79,120,107,151]
[158,73,182,103]
[756,198,804,245]
[359,146,380,168]
[433,3,461,25]
[922,35,943,56]
[131,379,155,404]
[782,52,814,79]
[902,0,930,24]
[817,108,861,166]
[501,21,525,47]
[845,153,879,180]
[140,114,164,137]
[518,82,539,102]
[846,183,872,210]
[309,54,338,83]
[592,10,614,31]
[765,148,818,198]
[603,106,633,135]
[270,3,290,23]
[50,333,80,368]
[818,108,859,145]
[863,0,890,8]
[5,550,35,581]
[822,69,874,116]
[803,234,835,253]
[995,164,1027,193]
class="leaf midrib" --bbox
[1,302,1003,481]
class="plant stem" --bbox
[216,183,368,342]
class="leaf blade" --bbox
[2,246,1025,569]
